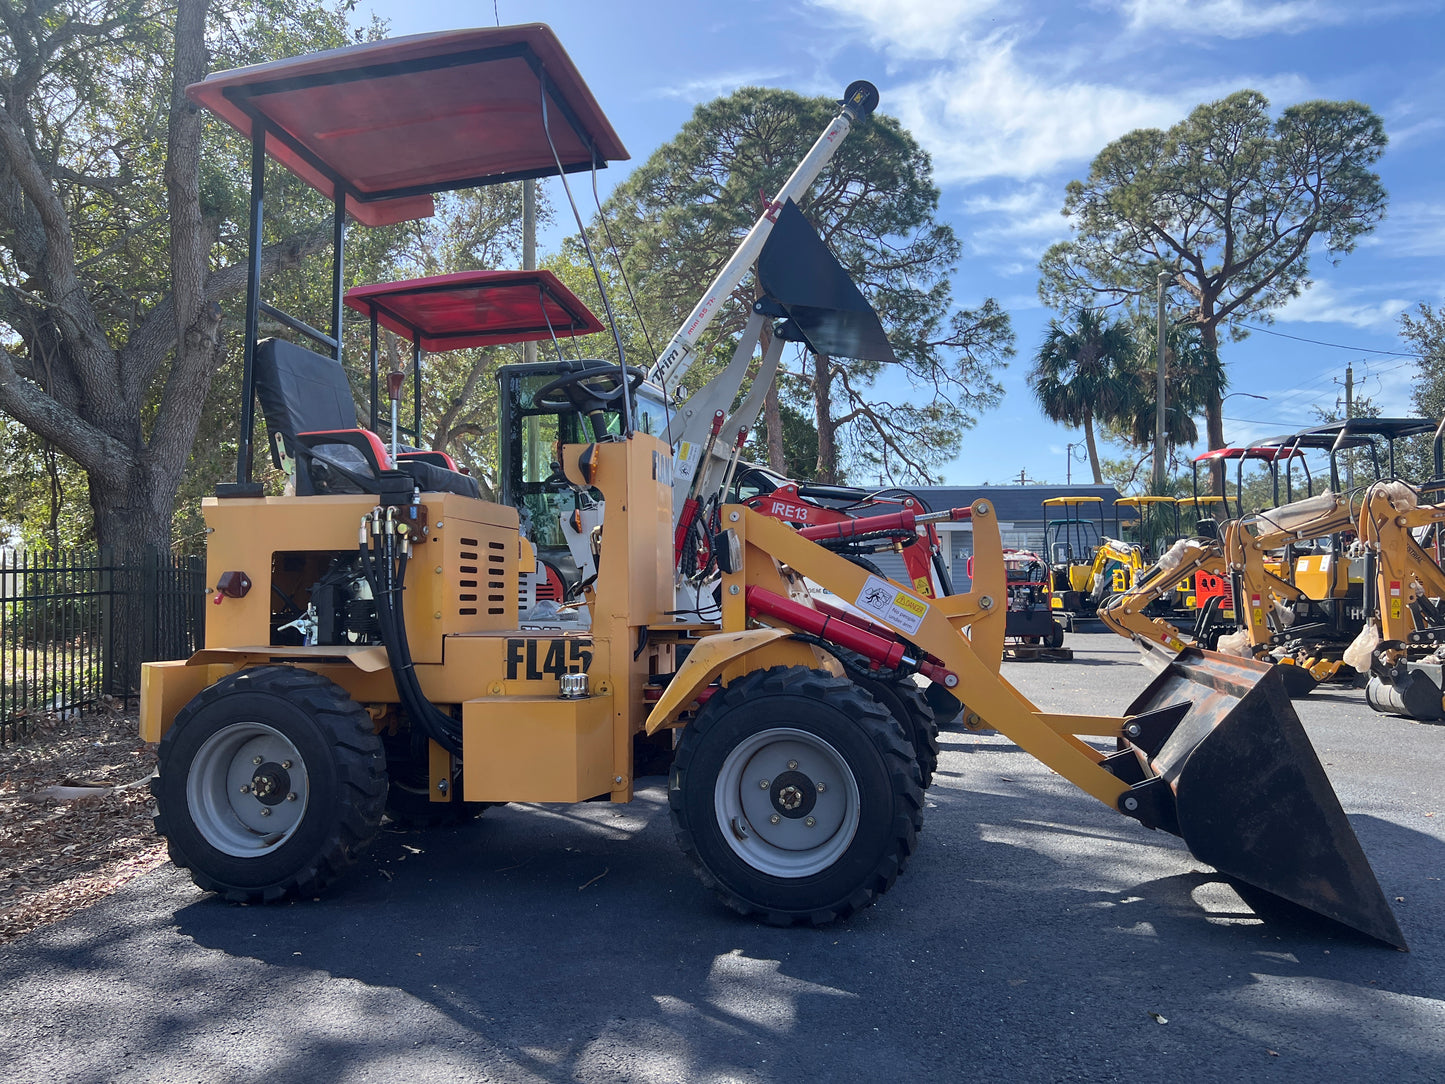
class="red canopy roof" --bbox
[344,270,604,351]
[187,25,628,227]
[1194,447,1301,463]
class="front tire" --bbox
[152,666,387,902]
[670,666,922,925]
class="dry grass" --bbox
[0,704,166,944]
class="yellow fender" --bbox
[644,628,795,735]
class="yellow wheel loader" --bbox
[139,27,1405,946]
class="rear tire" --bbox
[851,671,939,789]
[670,666,922,925]
[152,666,386,902]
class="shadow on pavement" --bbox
[3,759,1441,1083]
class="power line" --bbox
[1238,322,1423,358]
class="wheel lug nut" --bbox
[253,756,263,766]
[758,779,770,789]
[816,782,826,793]
[769,813,781,825]
[787,760,798,770]
[259,807,271,817]
[281,760,292,769]
[805,816,816,828]
[285,792,297,802]
[238,784,251,794]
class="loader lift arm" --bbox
[646,499,1407,948]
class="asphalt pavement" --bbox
[1,628,1442,1082]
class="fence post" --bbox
[98,545,117,697]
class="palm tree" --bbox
[1119,321,1226,454]
[1030,308,1138,484]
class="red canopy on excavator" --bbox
[186,25,628,227]
[344,270,604,351]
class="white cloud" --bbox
[960,183,1072,256]
[1276,280,1414,329]
[805,0,1001,58]
[1112,0,1355,37]
[650,70,790,101]
[1369,202,1445,260]
[888,38,1190,182]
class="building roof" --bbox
[899,485,1124,524]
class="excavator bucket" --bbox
[1115,648,1406,949]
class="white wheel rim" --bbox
[186,721,311,857]
[713,727,860,878]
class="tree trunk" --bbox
[1201,321,1226,495]
[1083,409,1103,485]
[90,461,178,693]
[814,353,837,484]
[763,384,785,473]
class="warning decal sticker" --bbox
[854,575,929,636]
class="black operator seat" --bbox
[253,337,480,498]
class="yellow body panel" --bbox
[203,491,520,662]
[1292,554,1346,599]
[139,661,236,742]
[462,695,613,802]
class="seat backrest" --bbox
[254,338,359,465]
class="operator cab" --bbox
[497,359,671,559]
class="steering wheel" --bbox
[534,362,647,442]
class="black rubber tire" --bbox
[924,682,965,731]
[1049,619,1066,650]
[826,648,938,788]
[670,666,923,925]
[152,666,387,902]
[851,672,939,789]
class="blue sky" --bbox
[362,0,1445,487]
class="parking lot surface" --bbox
[1,629,1441,1083]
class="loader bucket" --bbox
[1115,648,1406,949]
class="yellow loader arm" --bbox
[1359,482,1445,645]
[666,499,1406,948]
[1100,538,1224,652]
[1225,491,1357,648]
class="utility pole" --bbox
[1344,363,1354,490]
[523,178,537,365]
[1153,271,1174,494]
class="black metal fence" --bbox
[0,549,207,743]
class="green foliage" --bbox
[0,424,92,549]
[1030,308,1136,484]
[597,86,1013,482]
[1114,319,1225,450]
[747,378,819,481]
[1039,89,1388,452]
[1402,301,1445,422]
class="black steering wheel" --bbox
[533,361,646,420]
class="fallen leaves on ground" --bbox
[0,704,165,945]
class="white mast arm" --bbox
[647,81,879,390]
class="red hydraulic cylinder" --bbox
[798,508,917,542]
[746,586,908,669]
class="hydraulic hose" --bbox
[359,513,463,755]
